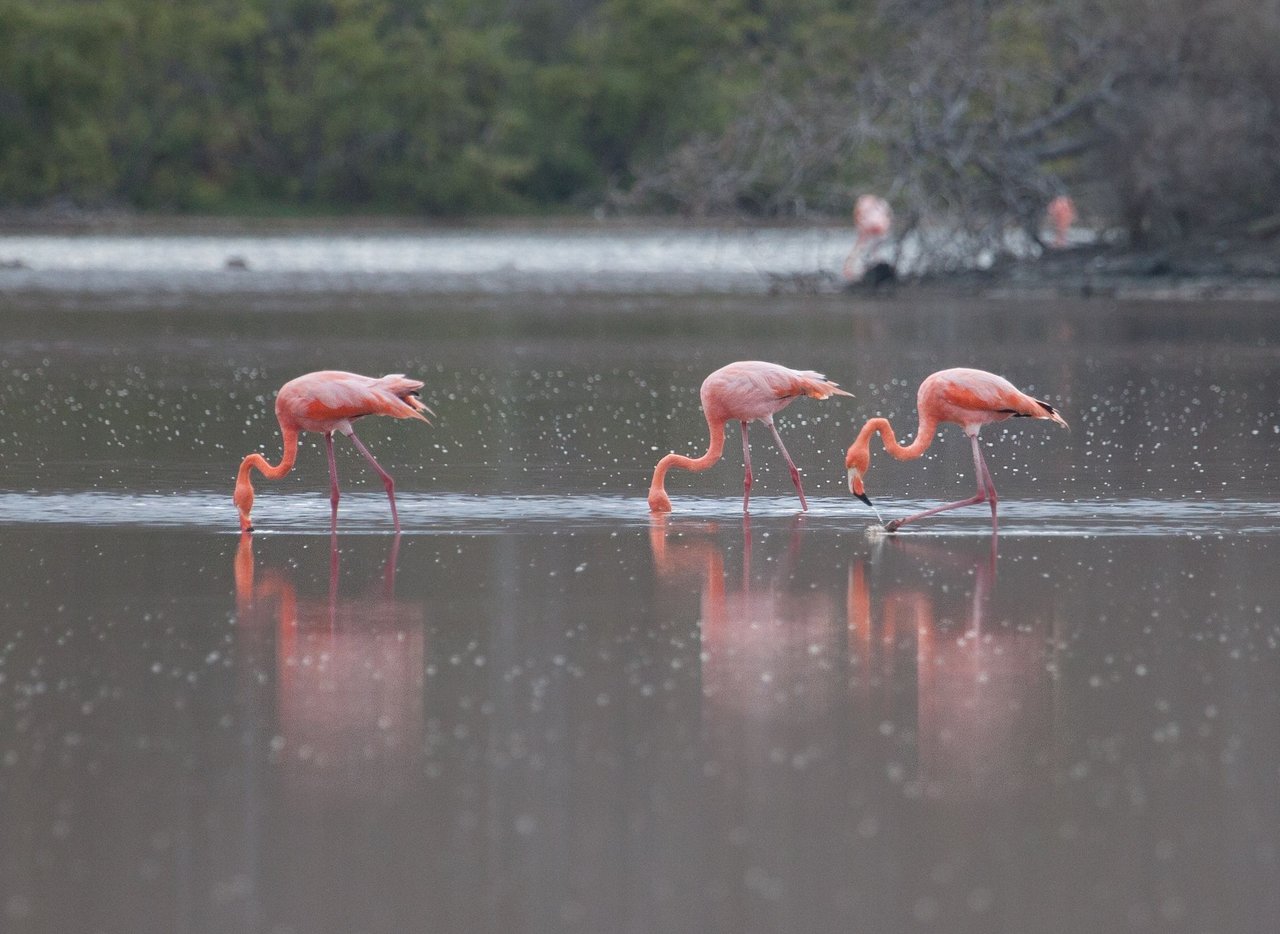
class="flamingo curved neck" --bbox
[238,426,300,482]
[234,426,300,527]
[650,417,727,491]
[857,415,937,462]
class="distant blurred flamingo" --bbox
[1047,195,1076,248]
[845,367,1067,531]
[648,361,851,514]
[842,194,893,281]
[234,371,432,532]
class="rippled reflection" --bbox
[234,534,425,800]
[651,519,1052,804]
[651,515,840,722]
[2,281,1277,932]
[851,537,1053,800]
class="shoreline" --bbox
[2,212,1278,302]
[861,237,1280,303]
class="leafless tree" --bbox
[625,0,1280,266]
[1090,0,1280,244]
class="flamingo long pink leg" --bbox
[886,432,992,532]
[974,436,999,531]
[740,421,753,513]
[765,418,808,512]
[325,432,341,527]
[343,428,401,532]
[328,530,340,624]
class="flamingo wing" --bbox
[275,368,430,429]
[926,368,1065,426]
[281,371,431,427]
[704,362,850,423]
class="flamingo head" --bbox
[845,444,873,508]
[233,477,255,532]
[647,486,673,514]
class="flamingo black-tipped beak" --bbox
[847,468,872,507]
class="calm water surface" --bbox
[0,227,857,294]
[1,237,1279,933]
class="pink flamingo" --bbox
[648,361,851,514]
[234,371,432,532]
[842,194,893,281]
[844,367,1067,532]
[1047,195,1076,248]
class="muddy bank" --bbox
[899,235,1280,302]
[3,210,1278,301]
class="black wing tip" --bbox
[1002,400,1059,419]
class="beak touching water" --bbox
[847,467,873,508]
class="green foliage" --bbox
[0,0,130,202]
[0,0,762,212]
[0,0,1276,232]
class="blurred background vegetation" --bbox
[2,0,1278,245]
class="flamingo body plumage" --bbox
[648,361,851,514]
[845,367,1067,531]
[234,371,431,532]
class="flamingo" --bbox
[648,361,852,514]
[844,367,1067,532]
[842,194,893,281]
[234,371,432,532]
[1047,195,1076,248]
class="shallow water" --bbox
[0,227,857,294]
[1,241,1279,933]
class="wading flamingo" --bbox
[1047,195,1076,248]
[842,194,893,281]
[648,361,852,514]
[234,371,431,532]
[844,367,1067,532]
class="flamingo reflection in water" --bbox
[234,533,425,799]
[650,515,846,723]
[648,521,1059,926]
[650,520,1054,801]
[849,536,1054,800]
[650,515,859,926]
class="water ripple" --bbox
[0,491,1276,536]
[0,229,854,295]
